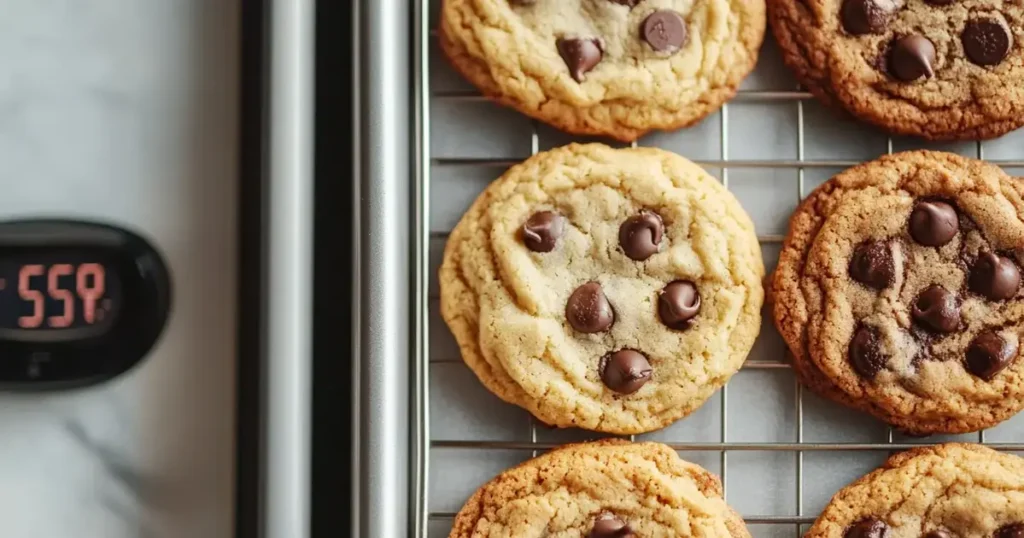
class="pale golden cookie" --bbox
[439,0,765,141]
[807,444,1024,538]
[440,143,764,435]
[449,439,751,538]
[774,151,1024,434]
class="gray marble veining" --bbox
[0,1,240,536]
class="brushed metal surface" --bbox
[264,0,314,536]
[356,0,413,537]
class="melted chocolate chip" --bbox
[658,281,700,330]
[608,0,641,6]
[619,210,664,261]
[909,201,958,246]
[850,241,895,289]
[509,0,537,4]
[566,282,615,333]
[850,326,887,379]
[970,252,1021,300]
[600,350,653,394]
[642,10,688,53]
[924,530,954,538]
[847,519,891,538]
[912,285,961,333]
[963,19,1013,66]
[966,331,1018,380]
[590,513,634,538]
[889,35,936,82]
[997,524,1024,538]
[522,211,565,252]
[841,0,899,35]
[557,38,603,82]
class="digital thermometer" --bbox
[0,220,171,388]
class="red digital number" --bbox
[17,264,45,328]
[16,262,107,329]
[47,264,75,328]
[76,263,105,325]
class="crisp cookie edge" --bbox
[439,0,767,142]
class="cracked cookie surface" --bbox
[449,439,751,538]
[773,151,1024,434]
[439,0,765,141]
[440,143,764,435]
[769,0,1024,139]
[807,444,1024,538]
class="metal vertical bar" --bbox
[795,99,806,530]
[265,0,314,536]
[530,120,541,460]
[356,0,413,536]
[350,3,363,532]
[976,133,984,465]
[412,0,431,534]
[721,105,730,189]
[531,120,540,156]
[719,104,730,495]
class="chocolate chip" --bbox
[841,0,898,35]
[608,0,641,6]
[850,241,895,289]
[600,350,653,394]
[509,0,537,4]
[847,519,891,538]
[889,35,936,82]
[912,285,961,333]
[924,530,954,538]
[850,326,887,379]
[590,513,634,537]
[658,281,700,330]
[522,211,565,252]
[566,282,615,333]
[909,200,958,246]
[557,38,603,82]
[924,0,954,5]
[966,331,1018,380]
[963,19,1013,66]
[970,252,1020,300]
[997,524,1024,538]
[642,10,688,53]
[619,210,664,261]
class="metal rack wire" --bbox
[414,4,1011,536]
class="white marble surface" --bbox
[0,1,239,536]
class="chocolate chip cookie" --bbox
[439,0,766,142]
[769,0,1024,139]
[773,151,1024,434]
[440,143,764,435]
[808,444,1024,538]
[449,439,751,538]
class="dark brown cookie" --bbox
[774,151,1024,434]
[768,0,1024,139]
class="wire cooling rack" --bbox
[414,1,1024,536]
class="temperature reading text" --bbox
[16,263,108,329]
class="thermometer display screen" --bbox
[0,254,121,339]
[0,220,171,388]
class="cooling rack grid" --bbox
[412,2,1024,536]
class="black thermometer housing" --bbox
[0,220,171,389]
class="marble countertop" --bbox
[0,1,240,536]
